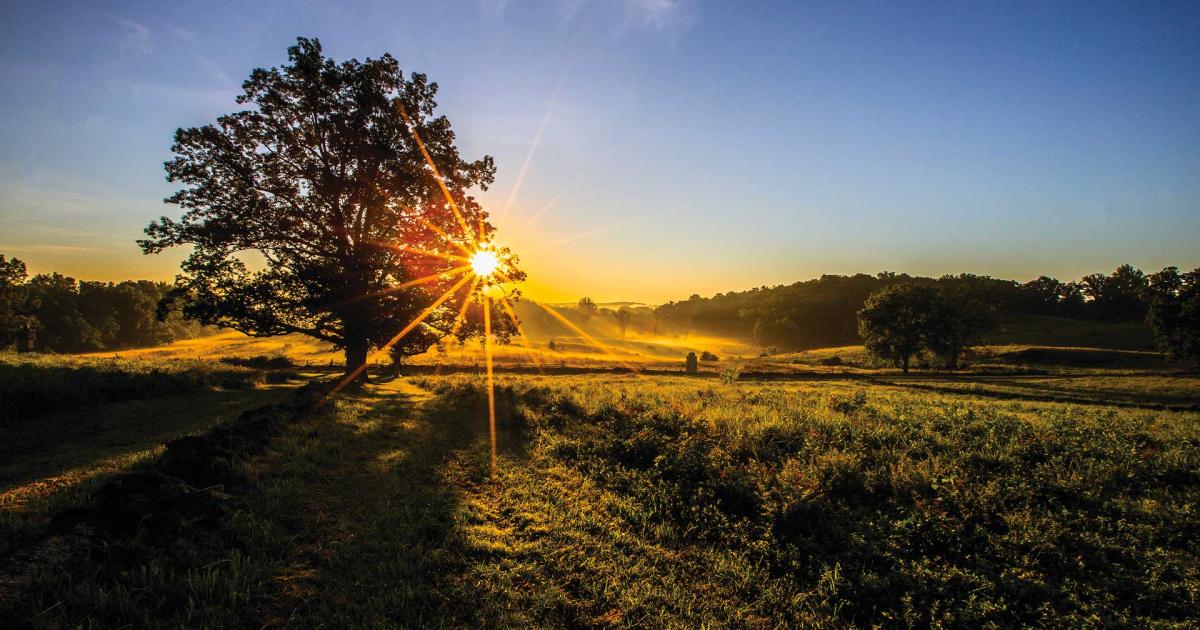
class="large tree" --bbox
[857,284,937,373]
[922,287,992,369]
[141,38,521,378]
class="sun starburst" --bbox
[470,249,501,278]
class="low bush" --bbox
[218,355,296,369]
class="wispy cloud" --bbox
[167,23,235,88]
[479,0,509,17]
[114,16,153,54]
[555,0,694,37]
[623,0,688,30]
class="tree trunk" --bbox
[344,336,369,384]
[901,354,910,374]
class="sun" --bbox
[470,248,501,277]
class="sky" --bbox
[1,0,1198,304]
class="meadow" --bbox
[2,343,1198,627]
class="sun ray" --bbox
[419,217,474,257]
[512,183,574,239]
[496,93,557,226]
[392,265,471,291]
[533,302,647,377]
[395,103,475,241]
[484,294,498,477]
[324,273,474,399]
[449,276,482,339]
[368,240,469,263]
[434,275,481,377]
[498,294,543,373]
[333,264,471,309]
[519,223,619,256]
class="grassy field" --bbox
[0,354,304,560]
[83,326,1179,382]
[3,358,1198,626]
[0,352,268,421]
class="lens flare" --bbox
[471,249,501,277]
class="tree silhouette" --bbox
[141,38,520,378]
[577,297,599,317]
[1147,267,1200,368]
[923,288,991,369]
[857,284,937,373]
[0,255,30,347]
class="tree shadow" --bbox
[250,379,531,626]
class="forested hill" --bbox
[649,265,1165,351]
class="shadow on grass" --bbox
[875,376,1200,411]
[0,388,291,494]
[245,379,526,626]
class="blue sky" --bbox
[1,0,1197,302]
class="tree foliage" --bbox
[141,38,521,376]
[858,284,994,372]
[656,264,1166,351]
[0,254,205,353]
[857,284,937,373]
[577,297,599,317]
[1146,267,1200,368]
[0,255,32,346]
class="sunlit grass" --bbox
[8,369,1199,626]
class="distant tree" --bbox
[1057,281,1087,318]
[577,297,599,317]
[615,306,633,338]
[0,255,31,347]
[140,38,521,380]
[25,274,103,352]
[857,284,938,373]
[923,288,992,369]
[1081,264,1149,321]
[1020,276,1066,316]
[1146,267,1200,368]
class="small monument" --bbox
[16,323,35,353]
[685,351,698,374]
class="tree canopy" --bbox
[141,38,521,377]
[0,254,204,353]
[857,284,938,373]
[1146,267,1200,368]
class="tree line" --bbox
[857,267,1199,371]
[0,254,207,353]
[653,264,1181,347]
